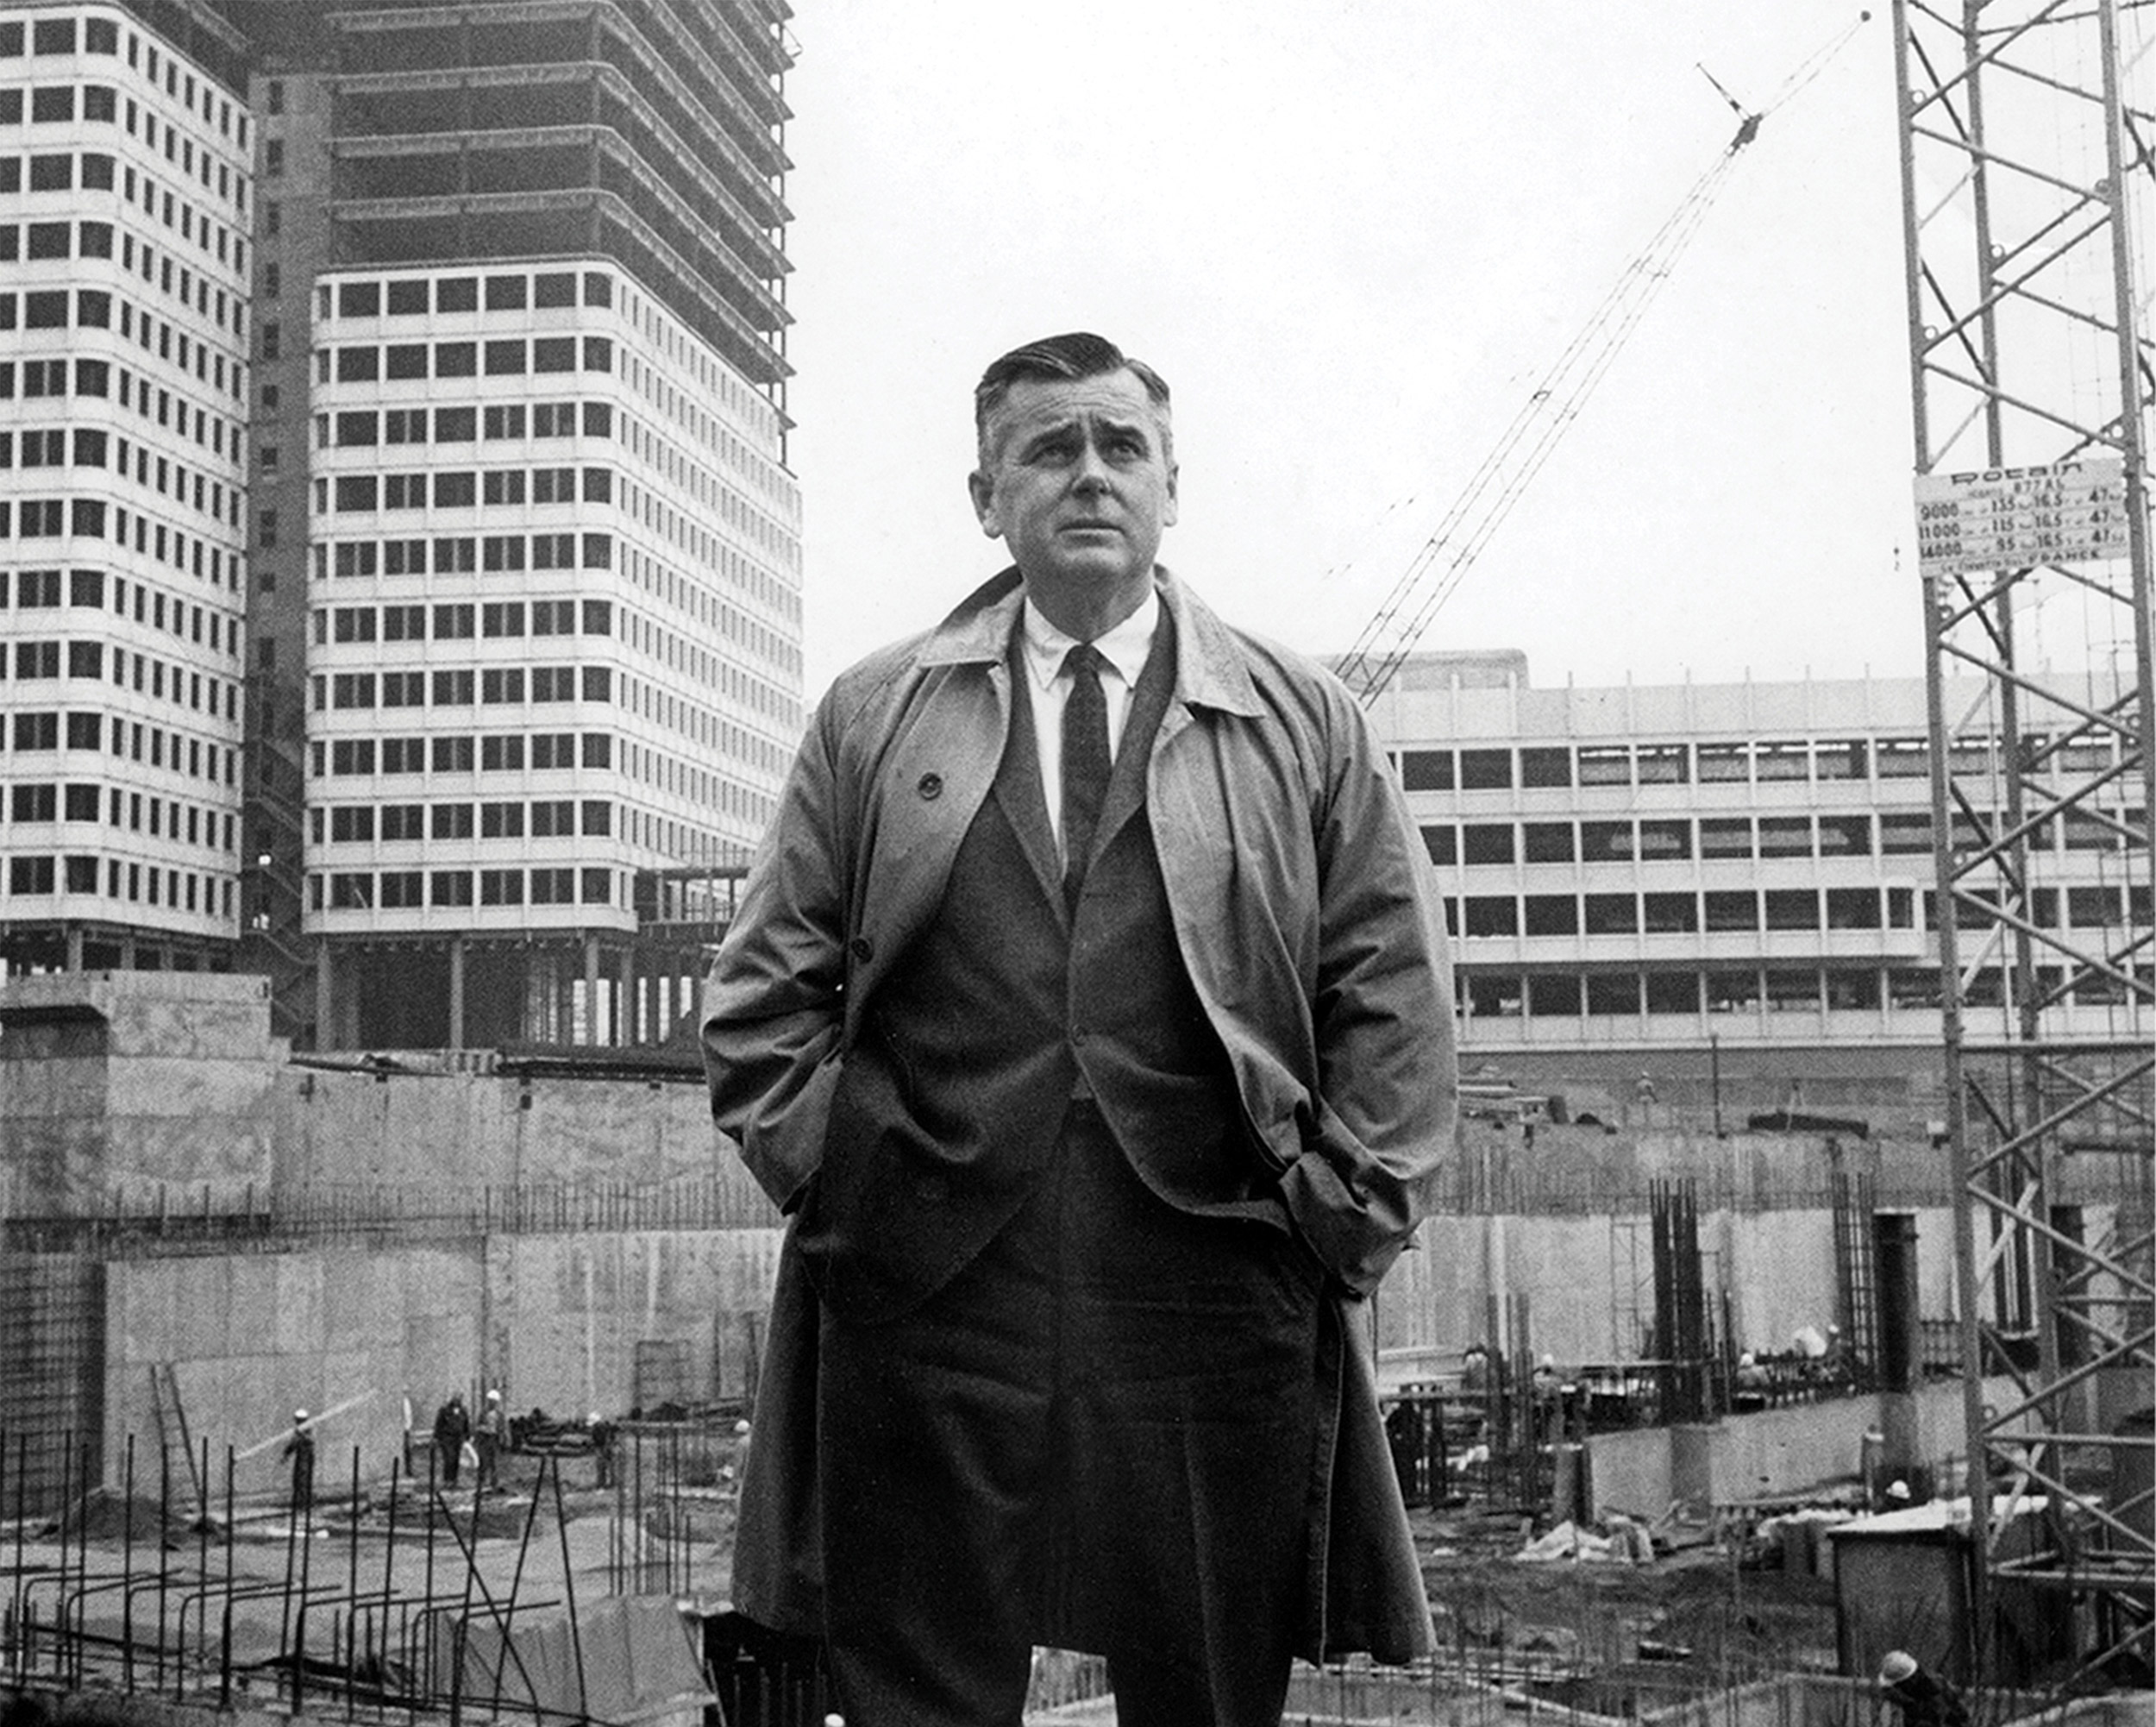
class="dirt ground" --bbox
[9,1438,1843,1725]
[1408,1501,1841,1711]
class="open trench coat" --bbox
[702,567,1459,1664]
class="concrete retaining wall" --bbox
[1585,1376,2015,1515]
[1379,1201,1963,1367]
[99,1227,792,1498]
[0,971,280,1214]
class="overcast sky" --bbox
[778,3,1917,699]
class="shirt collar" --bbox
[1019,587,1160,693]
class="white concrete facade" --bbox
[0,3,251,968]
[1364,655,2150,1054]
[300,258,801,943]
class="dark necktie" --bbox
[1061,643,1111,904]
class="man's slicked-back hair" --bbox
[973,331,1172,463]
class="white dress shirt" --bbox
[1018,590,1160,861]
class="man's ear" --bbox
[1163,460,1179,530]
[968,468,1002,539]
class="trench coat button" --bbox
[849,936,873,964]
[917,772,943,800]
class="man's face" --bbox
[968,369,1178,617]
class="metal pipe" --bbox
[121,1434,136,1690]
[550,1456,591,1726]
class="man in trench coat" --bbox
[703,331,1457,1726]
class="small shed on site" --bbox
[1826,1495,2071,1686]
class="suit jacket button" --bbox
[917,772,943,800]
[849,936,873,963]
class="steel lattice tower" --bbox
[1891,0,2154,1690]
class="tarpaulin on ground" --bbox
[430,1592,714,1726]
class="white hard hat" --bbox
[1887,1479,1912,1501]
[293,1409,309,1422]
[1539,1353,1556,1370]
[1878,1651,1919,1686]
[1739,1353,1755,1367]
[486,1389,501,1402]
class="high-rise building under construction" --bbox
[240,0,799,1051]
[0,0,802,1048]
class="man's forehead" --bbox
[985,370,1166,442]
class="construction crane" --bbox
[1333,16,1871,703]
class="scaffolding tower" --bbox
[1890,0,2154,1690]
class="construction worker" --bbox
[283,1410,316,1515]
[1878,1650,1969,1727]
[433,1394,470,1487]
[474,1389,506,1493]
[588,1411,617,1490]
[1461,1344,1490,1395]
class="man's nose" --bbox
[1072,439,1112,490]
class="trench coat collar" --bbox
[917,566,1267,720]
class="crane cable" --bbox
[1335,12,1872,704]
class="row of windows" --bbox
[621,411,798,592]
[2,356,241,488]
[1443,886,1920,939]
[2,215,243,346]
[0,79,117,122]
[1455,963,2152,1019]
[0,279,245,411]
[0,78,247,211]
[312,732,613,777]
[3,567,239,654]
[1396,733,2125,791]
[325,466,611,512]
[620,733,768,827]
[4,428,238,529]
[623,464,795,579]
[3,638,236,720]
[317,336,612,384]
[1423,814,1878,864]
[4,851,232,918]
[1421,807,2147,864]
[0,355,103,398]
[315,599,611,642]
[0,500,241,590]
[1442,882,2150,938]
[5,16,249,153]
[619,594,794,729]
[0,16,123,58]
[320,270,614,319]
[313,866,611,911]
[3,142,244,276]
[325,399,609,446]
[315,798,611,844]
[623,534,801,666]
[616,334,789,526]
[315,665,611,710]
[4,711,236,788]
[314,533,611,578]
[109,273,243,397]
[5,780,231,851]
[109,211,244,335]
